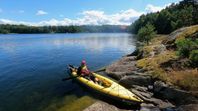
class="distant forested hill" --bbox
[129,0,198,34]
[0,24,128,34]
[81,25,128,33]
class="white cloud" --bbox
[145,3,173,13]
[145,4,164,12]
[71,9,143,25]
[0,3,173,26]
[0,19,33,25]
[36,10,48,15]
[0,9,143,26]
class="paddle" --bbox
[62,64,78,81]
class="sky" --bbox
[0,0,182,26]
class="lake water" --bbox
[0,33,136,111]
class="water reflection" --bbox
[0,43,17,54]
[0,33,136,55]
[50,33,136,53]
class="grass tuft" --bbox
[168,69,198,91]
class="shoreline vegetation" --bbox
[81,25,198,111]
[82,0,198,110]
[128,0,198,34]
[0,25,128,34]
[128,0,198,92]
[136,25,198,91]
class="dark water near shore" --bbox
[0,33,136,111]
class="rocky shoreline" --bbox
[84,25,198,111]
[83,55,198,111]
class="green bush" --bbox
[176,38,197,58]
[176,38,198,66]
[190,50,198,66]
[137,23,156,44]
[176,39,192,57]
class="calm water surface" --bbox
[0,33,136,111]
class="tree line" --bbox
[129,0,198,67]
[0,24,128,34]
[129,0,198,34]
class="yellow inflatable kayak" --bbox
[69,67,143,103]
